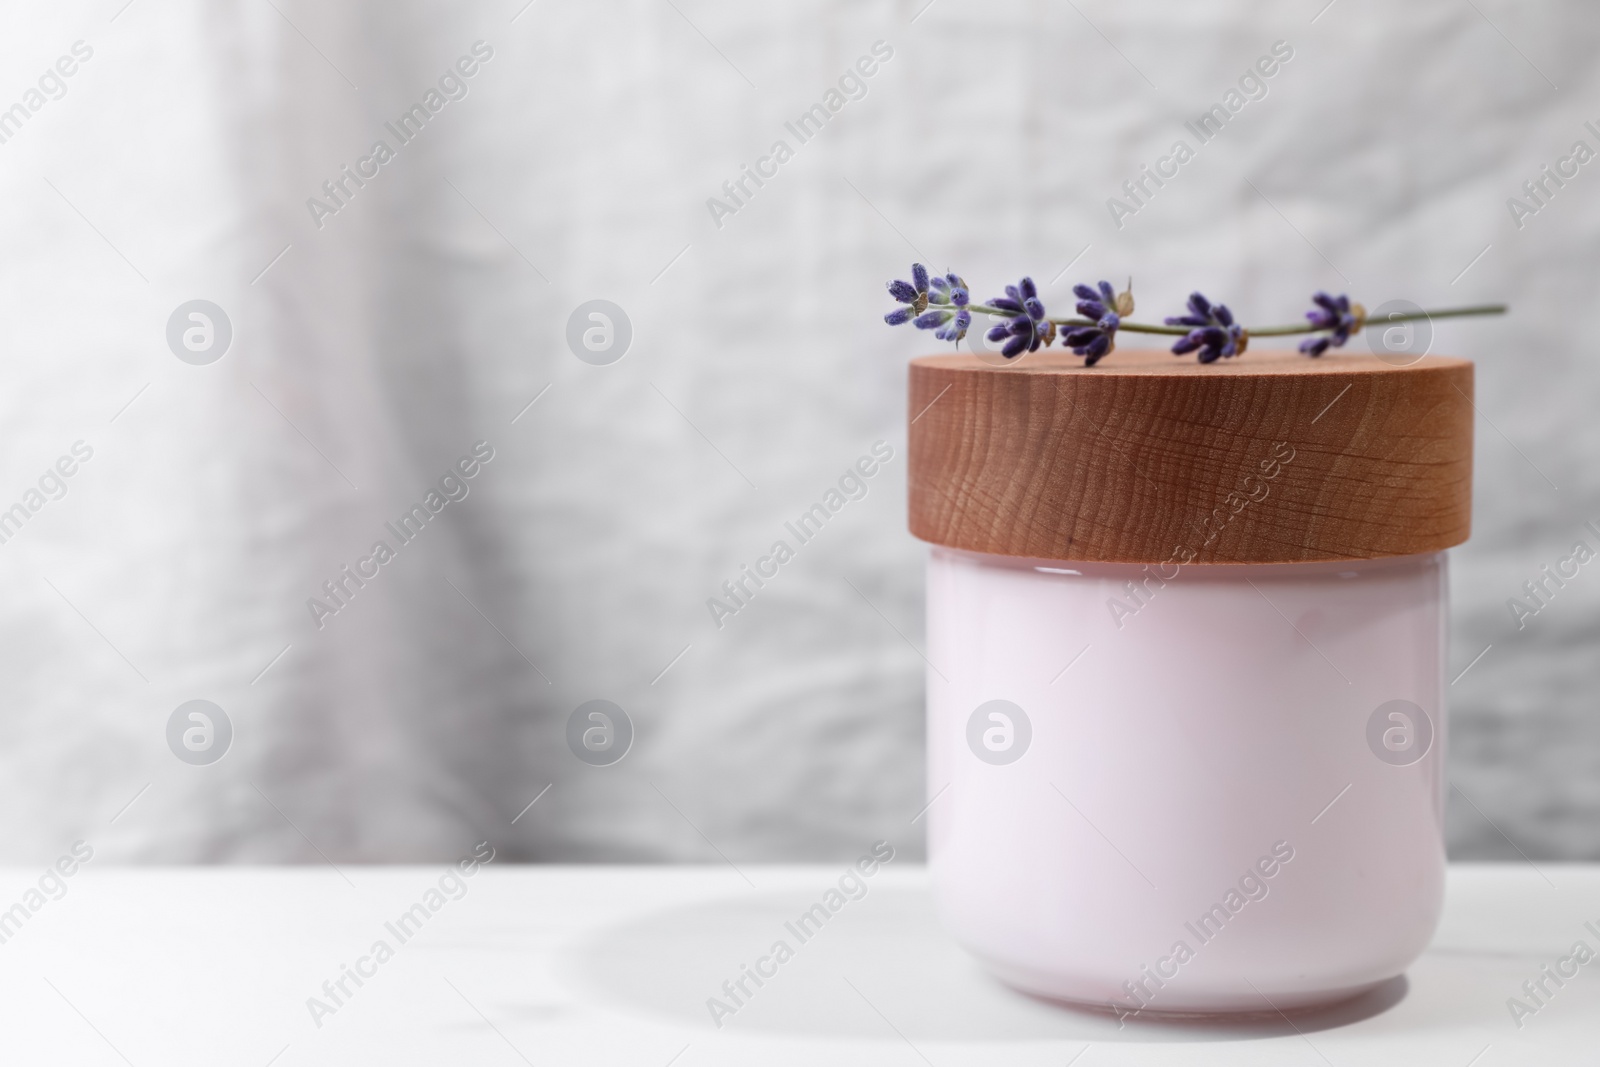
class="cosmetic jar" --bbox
[909,349,1472,1014]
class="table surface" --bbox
[0,863,1595,1065]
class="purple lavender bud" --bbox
[883,265,971,335]
[1312,291,1341,314]
[986,324,1010,343]
[1062,279,1121,363]
[1168,292,1243,362]
[1298,292,1361,356]
[1084,333,1112,364]
[985,277,1053,357]
[934,307,972,342]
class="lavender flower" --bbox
[986,276,1053,358]
[1063,280,1123,366]
[883,263,930,325]
[1298,292,1365,357]
[922,272,972,343]
[1167,292,1247,363]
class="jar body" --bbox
[925,547,1448,1015]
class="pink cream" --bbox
[925,545,1447,1014]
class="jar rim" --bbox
[929,543,1446,580]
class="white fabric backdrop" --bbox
[0,0,1594,862]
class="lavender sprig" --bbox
[879,263,1506,367]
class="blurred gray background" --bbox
[0,0,1592,863]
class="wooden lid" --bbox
[908,349,1473,564]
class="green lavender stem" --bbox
[1244,304,1507,336]
[961,302,1508,338]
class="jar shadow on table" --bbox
[561,887,1421,1043]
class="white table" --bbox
[0,864,1594,1064]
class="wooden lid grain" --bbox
[908,349,1473,564]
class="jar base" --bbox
[979,956,1393,1017]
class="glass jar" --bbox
[924,546,1447,1015]
[907,348,1473,1016]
